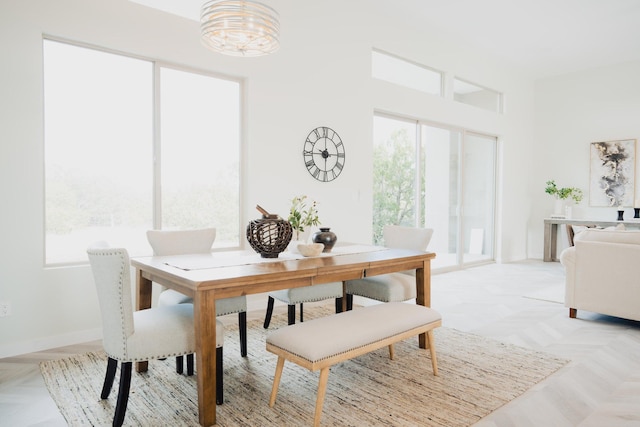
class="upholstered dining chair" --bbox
[87,246,224,427]
[146,228,248,360]
[345,225,433,308]
[263,282,344,328]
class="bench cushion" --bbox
[266,302,441,364]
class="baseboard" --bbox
[0,328,103,359]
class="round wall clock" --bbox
[302,126,345,182]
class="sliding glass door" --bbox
[373,115,497,270]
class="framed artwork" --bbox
[589,139,636,207]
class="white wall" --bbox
[0,0,535,357]
[530,60,640,257]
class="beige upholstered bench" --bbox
[266,302,442,427]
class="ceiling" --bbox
[131,0,640,80]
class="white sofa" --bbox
[559,228,640,321]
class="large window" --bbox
[44,40,241,265]
[373,114,496,270]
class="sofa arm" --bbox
[572,240,640,321]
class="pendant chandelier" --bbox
[200,0,280,57]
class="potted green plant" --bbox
[545,180,583,218]
[288,195,320,242]
[545,180,584,203]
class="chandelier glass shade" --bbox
[200,0,280,57]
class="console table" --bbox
[543,217,640,261]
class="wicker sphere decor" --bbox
[246,205,292,258]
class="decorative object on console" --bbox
[545,180,583,219]
[635,199,640,219]
[200,0,280,57]
[246,205,292,258]
[312,227,337,252]
[589,139,636,207]
[303,126,346,182]
[617,209,625,221]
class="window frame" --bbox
[43,37,244,266]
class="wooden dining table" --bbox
[131,245,436,427]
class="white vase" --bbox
[288,230,310,253]
[565,205,572,219]
[553,199,565,217]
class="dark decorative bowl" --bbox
[246,216,293,258]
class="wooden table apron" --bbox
[132,248,435,427]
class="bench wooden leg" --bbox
[569,308,577,318]
[314,367,330,427]
[269,356,285,407]
[388,344,395,360]
[427,330,438,376]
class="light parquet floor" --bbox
[1,260,639,426]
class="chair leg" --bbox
[239,311,247,357]
[335,297,343,313]
[264,296,275,329]
[346,294,353,311]
[176,355,184,374]
[186,354,194,376]
[287,304,296,325]
[300,303,304,322]
[216,347,224,405]
[113,361,132,427]
[101,357,118,399]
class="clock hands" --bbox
[317,148,331,159]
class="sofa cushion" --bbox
[573,227,640,245]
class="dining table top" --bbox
[131,244,436,300]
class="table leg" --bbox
[135,269,152,373]
[544,222,558,262]
[415,260,431,349]
[194,289,217,427]
[341,281,348,312]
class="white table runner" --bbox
[164,244,386,271]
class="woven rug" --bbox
[41,305,569,426]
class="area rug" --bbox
[41,305,569,426]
